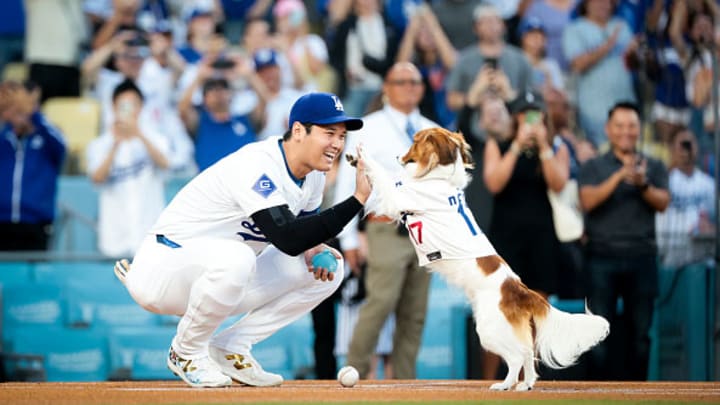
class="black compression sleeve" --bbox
[251,196,363,256]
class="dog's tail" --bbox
[534,300,610,369]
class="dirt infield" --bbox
[1,380,720,404]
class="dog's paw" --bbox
[489,382,511,391]
[345,153,358,167]
[515,382,533,391]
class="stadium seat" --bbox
[1,62,28,82]
[2,282,65,350]
[64,280,156,328]
[0,262,33,285]
[4,325,109,382]
[52,176,99,253]
[41,97,100,173]
[107,326,175,380]
[33,261,116,286]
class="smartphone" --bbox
[485,57,498,70]
[525,110,541,125]
[117,100,135,123]
[211,58,236,70]
[680,140,692,152]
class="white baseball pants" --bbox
[125,234,344,359]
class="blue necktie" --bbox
[406,120,416,140]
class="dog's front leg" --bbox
[490,355,523,391]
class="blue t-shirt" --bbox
[0,0,24,35]
[194,108,256,171]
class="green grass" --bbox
[166,401,710,405]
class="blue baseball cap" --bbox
[253,48,278,71]
[289,92,363,131]
[519,16,545,36]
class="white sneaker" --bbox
[209,346,283,387]
[114,259,130,285]
[167,347,232,388]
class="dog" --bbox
[348,128,609,391]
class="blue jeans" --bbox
[585,254,658,380]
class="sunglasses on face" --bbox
[387,79,423,86]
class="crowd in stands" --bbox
[1,0,718,382]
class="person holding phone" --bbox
[483,90,569,295]
[446,4,532,112]
[86,79,170,257]
[178,56,267,171]
[656,127,715,268]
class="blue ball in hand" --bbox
[312,250,338,273]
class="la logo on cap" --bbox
[332,95,344,111]
[526,92,535,103]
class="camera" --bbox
[211,58,236,70]
[124,36,149,47]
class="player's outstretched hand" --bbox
[304,244,342,282]
[353,144,372,205]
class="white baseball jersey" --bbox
[151,136,325,255]
[396,165,496,267]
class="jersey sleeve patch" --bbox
[252,174,277,198]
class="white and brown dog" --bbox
[349,127,609,391]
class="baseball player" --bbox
[114,92,370,388]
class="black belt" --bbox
[156,234,182,248]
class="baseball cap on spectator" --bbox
[151,20,173,34]
[253,48,278,71]
[202,77,230,95]
[507,90,545,114]
[289,92,363,130]
[186,7,213,23]
[519,16,545,36]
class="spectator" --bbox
[518,17,565,94]
[325,0,399,116]
[562,0,637,147]
[81,29,149,129]
[446,4,533,113]
[520,0,577,71]
[273,0,336,93]
[643,0,690,145]
[178,61,261,171]
[545,88,593,298]
[431,0,484,51]
[86,79,169,257]
[396,3,458,128]
[483,89,569,297]
[246,48,303,141]
[578,102,670,380]
[670,2,720,141]
[656,127,715,268]
[177,7,217,64]
[90,0,141,50]
[0,0,25,73]
[0,81,66,251]
[220,0,273,44]
[335,265,396,379]
[241,18,298,90]
[334,62,437,379]
[25,0,88,102]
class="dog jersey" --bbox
[151,136,324,255]
[399,178,496,267]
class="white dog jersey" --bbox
[151,136,324,255]
[394,164,497,267]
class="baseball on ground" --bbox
[337,366,359,387]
